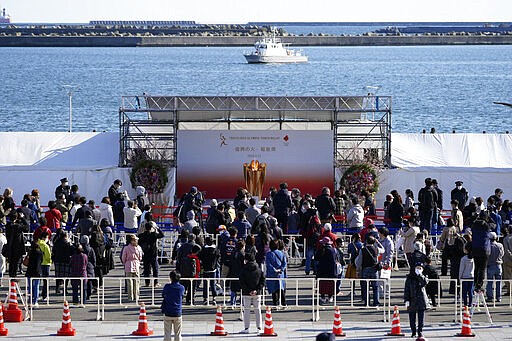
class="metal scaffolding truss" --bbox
[119,95,391,169]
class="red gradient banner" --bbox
[177,130,333,200]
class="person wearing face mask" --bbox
[404,262,430,339]
[451,181,468,211]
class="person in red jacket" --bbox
[44,200,62,231]
[316,223,337,249]
[33,216,52,241]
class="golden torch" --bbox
[243,160,266,198]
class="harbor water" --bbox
[0,45,511,133]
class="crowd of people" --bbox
[0,178,163,307]
[0,176,511,339]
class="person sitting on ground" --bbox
[162,270,185,341]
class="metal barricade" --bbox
[4,276,103,321]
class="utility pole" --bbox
[62,84,79,132]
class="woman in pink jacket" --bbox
[121,234,143,302]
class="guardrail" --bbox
[3,275,511,322]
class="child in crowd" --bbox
[459,243,474,307]
[423,257,441,308]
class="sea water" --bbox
[0,45,511,133]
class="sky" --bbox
[1,0,511,24]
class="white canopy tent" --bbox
[377,133,512,208]
[0,132,133,206]
[0,131,510,210]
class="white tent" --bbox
[377,133,512,208]
[1,131,510,210]
[0,132,132,206]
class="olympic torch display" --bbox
[243,160,266,198]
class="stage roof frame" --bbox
[119,95,392,169]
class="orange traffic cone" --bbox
[57,301,76,336]
[260,306,277,337]
[4,281,23,323]
[332,306,346,337]
[210,305,228,336]
[0,303,8,336]
[456,306,476,337]
[132,303,154,336]
[387,306,405,336]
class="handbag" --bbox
[336,261,343,276]
[22,254,30,267]
[345,263,358,279]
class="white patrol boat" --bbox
[244,30,308,64]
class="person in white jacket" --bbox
[124,200,142,231]
[99,197,115,226]
[347,197,364,229]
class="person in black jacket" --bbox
[404,262,430,338]
[228,240,245,307]
[272,183,293,234]
[239,252,265,334]
[108,179,122,207]
[199,236,220,305]
[315,187,336,224]
[25,241,43,306]
[5,211,28,277]
[138,222,164,287]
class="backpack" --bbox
[180,256,196,278]
[251,214,270,235]
[222,238,237,266]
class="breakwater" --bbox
[1,34,512,47]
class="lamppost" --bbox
[62,84,79,132]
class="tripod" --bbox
[469,289,493,325]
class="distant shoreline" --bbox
[0,35,511,47]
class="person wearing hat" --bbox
[121,234,143,302]
[315,236,337,304]
[180,186,204,225]
[55,177,70,200]
[486,231,504,302]
[451,181,469,211]
[404,261,430,338]
[316,223,337,249]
